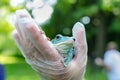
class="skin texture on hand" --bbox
[12,9,88,80]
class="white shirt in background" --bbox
[104,49,120,80]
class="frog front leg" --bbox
[63,48,74,67]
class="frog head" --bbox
[51,34,75,46]
[51,34,75,55]
[51,34,75,66]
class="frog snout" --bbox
[64,38,75,43]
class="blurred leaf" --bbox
[73,5,99,18]
[109,18,120,34]
[0,0,24,57]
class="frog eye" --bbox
[73,38,75,41]
[55,34,62,39]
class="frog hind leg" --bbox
[63,48,74,67]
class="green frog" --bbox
[51,34,75,66]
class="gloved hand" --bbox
[12,9,87,80]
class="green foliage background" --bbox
[0,0,120,80]
[0,0,23,57]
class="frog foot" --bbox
[61,58,68,67]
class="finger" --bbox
[72,22,87,64]
[14,10,46,61]
[14,9,32,41]
[12,30,44,63]
[12,13,23,40]
[66,22,87,80]
[15,10,61,61]
[12,30,36,59]
[24,19,61,61]
[12,30,27,57]
[13,10,34,58]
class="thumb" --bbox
[72,22,87,65]
[66,22,87,80]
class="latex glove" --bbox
[12,9,87,80]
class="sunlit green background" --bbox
[0,0,120,80]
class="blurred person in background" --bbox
[0,64,5,80]
[95,41,120,80]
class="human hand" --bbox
[12,9,87,80]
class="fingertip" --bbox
[15,9,33,24]
[12,30,21,45]
[12,30,18,38]
[72,22,85,39]
[73,22,85,32]
[72,22,87,45]
[15,9,31,18]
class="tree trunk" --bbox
[95,14,107,56]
